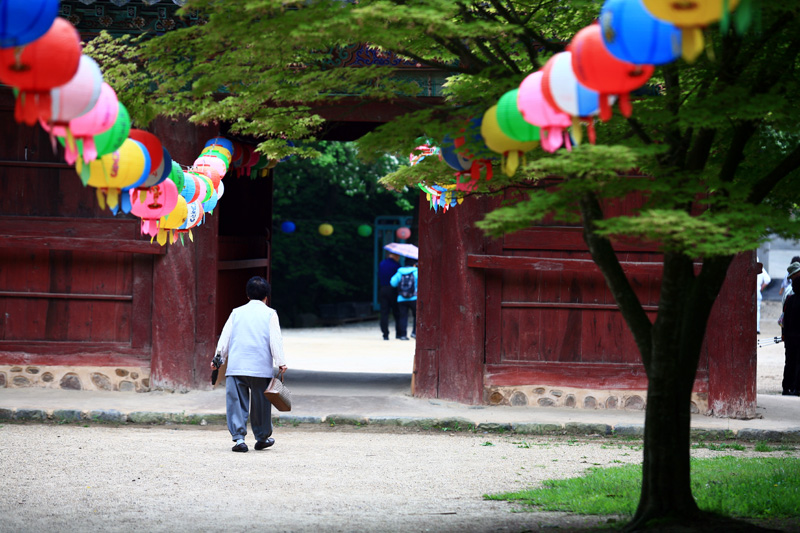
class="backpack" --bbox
[398,272,416,299]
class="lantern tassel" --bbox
[82,137,98,163]
[503,151,520,177]
[96,188,107,211]
[599,95,613,122]
[120,192,132,214]
[681,28,705,63]
[587,118,597,145]
[618,93,632,118]
[541,128,563,153]
[571,116,583,146]
[63,129,78,166]
[107,188,120,212]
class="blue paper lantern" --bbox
[600,0,682,66]
[0,0,59,48]
[281,221,296,233]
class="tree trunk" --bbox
[579,193,736,530]
[626,359,700,529]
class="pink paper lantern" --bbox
[42,82,119,164]
[517,71,572,153]
[129,179,179,238]
[396,227,411,240]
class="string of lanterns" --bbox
[0,5,279,246]
[279,220,376,238]
[412,0,749,212]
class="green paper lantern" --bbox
[496,89,540,143]
[94,102,131,157]
[168,161,184,192]
[357,224,372,237]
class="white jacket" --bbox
[215,300,286,378]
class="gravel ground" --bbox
[0,302,795,532]
[1,423,798,533]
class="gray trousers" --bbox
[225,375,273,442]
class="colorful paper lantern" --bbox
[318,223,334,236]
[130,179,180,237]
[202,186,219,213]
[496,90,541,143]
[179,200,205,231]
[80,138,151,212]
[128,129,168,191]
[204,136,234,154]
[41,82,119,164]
[641,0,740,62]
[542,52,617,145]
[0,17,81,125]
[396,227,411,240]
[128,129,164,174]
[93,102,131,157]
[156,196,189,246]
[480,105,540,177]
[281,221,296,234]
[167,161,184,193]
[180,172,198,203]
[358,224,373,237]
[542,52,612,119]
[570,24,655,121]
[0,0,60,48]
[46,55,104,126]
[517,71,573,153]
[600,0,682,66]
[439,135,472,172]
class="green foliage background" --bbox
[270,141,416,326]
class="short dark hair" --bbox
[793,256,800,264]
[246,276,270,301]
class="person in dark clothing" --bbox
[378,252,402,340]
[781,262,800,396]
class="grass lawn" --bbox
[486,456,800,522]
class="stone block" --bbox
[565,422,612,435]
[15,409,46,421]
[511,422,562,435]
[53,410,83,422]
[88,409,125,423]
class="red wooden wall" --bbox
[415,188,757,418]
[0,88,274,391]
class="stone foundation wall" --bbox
[0,365,151,392]
[486,385,709,415]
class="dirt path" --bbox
[1,423,797,532]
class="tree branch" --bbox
[747,143,800,204]
[717,122,756,183]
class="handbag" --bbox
[264,369,292,412]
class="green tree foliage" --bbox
[270,141,414,325]
[87,1,800,529]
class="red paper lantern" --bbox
[570,24,654,122]
[0,17,81,125]
[128,129,166,190]
[396,227,411,240]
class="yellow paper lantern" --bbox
[641,0,740,62]
[318,223,334,236]
[80,138,150,211]
[480,105,539,177]
[155,196,189,246]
